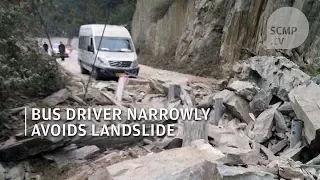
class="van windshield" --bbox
[94,37,132,52]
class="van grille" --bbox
[109,61,132,68]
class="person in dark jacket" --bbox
[58,41,66,61]
[43,42,49,53]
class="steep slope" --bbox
[132,0,320,78]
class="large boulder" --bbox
[107,144,225,180]
[241,56,310,101]
[289,82,320,152]
[107,141,275,180]
[214,90,253,124]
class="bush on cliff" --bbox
[0,5,65,130]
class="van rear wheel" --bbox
[79,61,89,74]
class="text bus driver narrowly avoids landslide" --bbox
[31,108,211,121]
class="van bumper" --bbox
[96,66,140,77]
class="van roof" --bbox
[79,24,131,38]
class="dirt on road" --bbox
[57,49,217,86]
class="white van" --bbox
[78,24,140,79]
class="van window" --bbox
[94,37,132,52]
[79,36,90,50]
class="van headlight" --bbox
[132,59,139,68]
[96,57,109,68]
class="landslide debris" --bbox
[2,56,320,180]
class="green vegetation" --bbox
[0,2,65,131]
[40,0,137,37]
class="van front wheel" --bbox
[79,62,89,74]
[91,67,101,80]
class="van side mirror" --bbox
[136,48,140,55]
[87,45,94,53]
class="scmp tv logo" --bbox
[265,7,309,49]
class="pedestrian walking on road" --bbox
[58,41,66,61]
[43,42,49,53]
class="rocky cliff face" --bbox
[132,0,320,78]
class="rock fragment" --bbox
[249,89,272,113]
[94,152,121,164]
[173,160,222,180]
[7,163,25,180]
[271,139,288,154]
[208,125,251,149]
[279,165,304,179]
[253,103,281,143]
[278,102,294,115]
[274,110,289,133]
[42,88,69,107]
[227,80,258,101]
[0,163,5,180]
[43,145,100,168]
[217,147,260,165]
[214,90,252,124]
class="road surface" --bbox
[42,37,216,85]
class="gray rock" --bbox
[274,111,289,133]
[0,163,5,180]
[249,90,272,113]
[217,165,276,180]
[8,164,25,180]
[88,168,113,180]
[278,102,294,115]
[44,145,100,168]
[271,139,288,154]
[311,75,320,85]
[227,81,258,101]
[217,147,260,165]
[72,145,100,160]
[0,135,70,162]
[279,142,304,161]
[232,62,243,73]
[107,145,225,180]
[279,165,304,179]
[242,56,310,101]
[42,88,69,107]
[213,90,235,103]
[260,145,276,161]
[173,160,223,180]
[289,82,320,152]
[208,125,251,149]
[94,152,121,164]
[226,95,253,124]
[214,90,253,124]
[253,103,281,143]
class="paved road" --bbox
[45,37,216,85]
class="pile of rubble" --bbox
[2,56,320,180]
[99,56,320,180]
